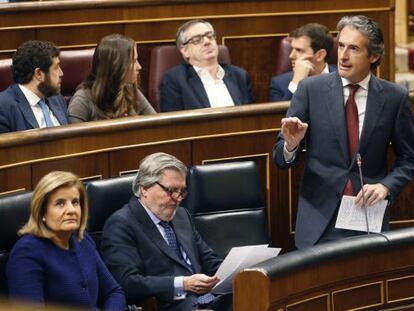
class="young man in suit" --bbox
[0,40,69,133]
[160,19,254,112]
[273,15,414,249]
[101,152,231,311]
[270,23,336,101]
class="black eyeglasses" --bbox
[183,31,216,46]
[155,181,188,200]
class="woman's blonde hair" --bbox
[19,171,88,241]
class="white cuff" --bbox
[288,81,298,94]
[283,142,298,163]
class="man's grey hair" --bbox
[132,152,188,197]
[175,19,215,48]
[337,15,384,69]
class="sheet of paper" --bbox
[212,244,281,294]
[335,195,388,233]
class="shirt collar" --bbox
[322,63,329,74]
[341,72,371,90]
[193,64,225,80]
[139,198,163,226]
[18,84,42,107]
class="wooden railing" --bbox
[1,102,414,250]
[233,227,414,310]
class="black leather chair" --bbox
[0,192,32,297]
[86,175,135,249]
[86,175,158,310]
[184,161,269,258]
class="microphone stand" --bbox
[356,153,370,234]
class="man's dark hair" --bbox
[12,40,60,84]
[291,23,334,61]
[337,15,384,69]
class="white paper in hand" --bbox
[335,195,388,233]
[212,244,281,294]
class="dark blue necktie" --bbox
[38,99,54,127]
[158,221,215,305]
[159,221,182,259]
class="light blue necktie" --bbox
[38,99,54,127]
[159,221,215,305]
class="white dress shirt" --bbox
[18,84,60,127]
[193,65,234,108]
[288,63,330,95]
[141,199,187,300]
[283,73,371,162]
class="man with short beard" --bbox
[0,40,69,133]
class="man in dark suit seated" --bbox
[270,23,336,101]
[0,40,69,133]
[160,19,254,112]
[101,152,231,311]
[273,15,414,249]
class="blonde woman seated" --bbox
[68,34,155,122]
[6,171,126,310]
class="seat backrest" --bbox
[274,36,338,76]
[86,175,135,249]
[0,58,13,92]
[148,44,231,112]
[183,161,269,258]
[0,49,94,102]
[59,48,95,104]
[0,192,32,296]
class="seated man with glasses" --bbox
[101,152,232,311]
[160,19,255,112]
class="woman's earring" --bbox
[42,217,46,222]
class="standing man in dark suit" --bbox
[270,23,336,101]
[101,152,231,311]
[0,40,69,133]
[160,19,254,112]
[273,15,414,249]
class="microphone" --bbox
[356,153,370,234]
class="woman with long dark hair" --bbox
[69,34,155,122]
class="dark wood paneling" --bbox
[225,37,280,103]
[0,165,31,196]
[286,295,329,311]
[109,142,192,176]
[332,282,383,310]
[31,153,110,186]
[387,275,414,303]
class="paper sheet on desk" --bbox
[211,244,281,294]
[335,195,388,233]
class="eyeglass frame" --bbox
[182,31,217,46]
[155,181,188,200]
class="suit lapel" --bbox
[223,68,242,105]
[130,199,193,273]
[359,76,385,154]
[48,98,67,125]
[172,212,198,272]
[187,66,210,108]
[13,85,39,129]
[325,73,349,163]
